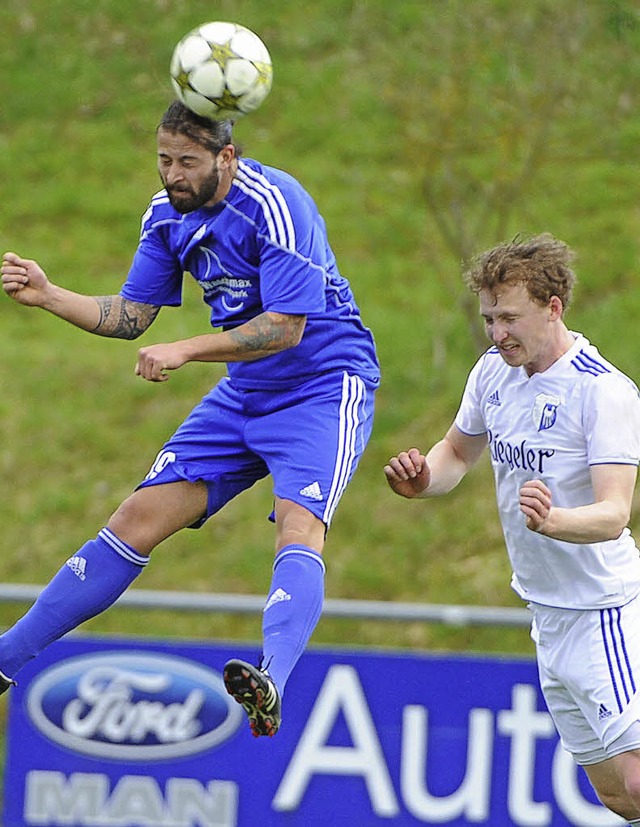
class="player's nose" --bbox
[491,322,509,343]
[164,164,184,186]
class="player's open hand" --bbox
[135,342,188,382]
[1,252,51,306]
[384,448,431,499]
[519,479,552,532]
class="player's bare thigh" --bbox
[583,748,640,818]
[107,480,208,554]
[274,496,325,554]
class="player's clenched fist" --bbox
[384,447,431,499]
[1,252,51,306]
[135,341,189,383]
[519,479,553,533]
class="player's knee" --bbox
[275,500,325,552]
[611,735,640,807]
[624,773,640,807]
[593,786,636,820]
[110,492,146,526]
[107,494,161,554]
[594,768,640,818]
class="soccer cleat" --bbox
[223,658,281,738]
[0,670,16,696]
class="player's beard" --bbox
[163,167,220,214]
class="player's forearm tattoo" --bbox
[229,312,305,357]
[92,296,160,339]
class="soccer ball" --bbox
[170,21,273,121]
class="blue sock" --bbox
[0,528,148,678]
[261,544,325,696]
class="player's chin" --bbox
[499,350,523,367]
[168,196,196,214]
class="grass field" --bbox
[1,0,640,795]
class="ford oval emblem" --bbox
[26,651,243,760]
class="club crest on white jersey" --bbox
[533,393,562,432]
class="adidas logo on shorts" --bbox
[597,702,613,720]
[299,481,323,501]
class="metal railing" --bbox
[0,583,531,627]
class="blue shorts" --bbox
[137,371,376,528]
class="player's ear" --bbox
[217,144,236,167]
[549,295,564,319]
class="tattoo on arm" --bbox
[228,312,305,357]
[92,296,160,339]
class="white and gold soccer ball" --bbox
[170,21,273,121]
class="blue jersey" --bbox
[120,158,380,391]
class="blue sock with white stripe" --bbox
[261,544,325,696]
[0,528,147,678]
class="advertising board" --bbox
[2,636,624,826]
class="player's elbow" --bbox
[604,526,628,542]
[608,521,631,542]
[287,322,305,349]
[270,312,306,350]
[604,504,632,540]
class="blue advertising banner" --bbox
[2,636,625,827]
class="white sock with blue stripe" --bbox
[0,528,147,678]
[261,544,325,696]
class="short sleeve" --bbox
[455,357,489,437]
[119,227,184,307]
[583,372,640,465]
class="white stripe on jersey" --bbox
[151,188,170,205]
[233,161,296,250]
[140,190,182,241]
[323,372,366,525]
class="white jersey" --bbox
[455,333,640,609]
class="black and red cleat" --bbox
[223,658,281,738]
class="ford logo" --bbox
[26,651,243,760]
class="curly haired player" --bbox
[386,234,640,825]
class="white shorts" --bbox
[530,596,640,765]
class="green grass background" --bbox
[1,0,640,790]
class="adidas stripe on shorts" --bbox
[137,370,376,528]
[530,595,640,765]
